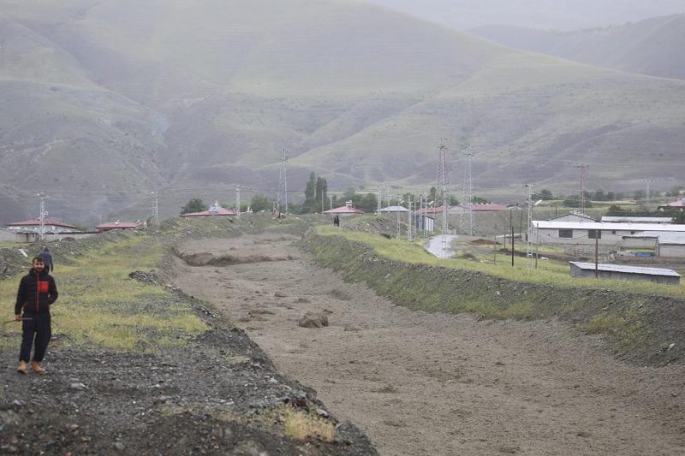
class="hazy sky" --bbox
[362,0,685,30]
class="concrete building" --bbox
[656,235,685,258]
[569,262,680,285]
[531,221,685,247]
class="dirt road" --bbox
[171,233,685,455]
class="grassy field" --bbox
[0,233,206,352]
[317,226,685,298]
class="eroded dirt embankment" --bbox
[171,232,685,456]
[302,233,685,367]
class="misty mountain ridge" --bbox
[0,1,684,225]
[471,14,685,81]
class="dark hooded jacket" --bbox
[15,268,58,315]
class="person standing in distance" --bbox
[38,246,54,273]
[15,256,58,374]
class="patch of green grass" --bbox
[0,234,207,352]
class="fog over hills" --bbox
[0,0,684,224]
[362,0,685,30]
[471,14,685,81]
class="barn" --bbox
[569,262,680,285]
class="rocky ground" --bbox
[172,231,685,456]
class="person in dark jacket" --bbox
[38,246,54,273]
[15,256,58,374]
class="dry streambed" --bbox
[172,233,685,456]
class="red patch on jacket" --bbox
[39,281,49,293]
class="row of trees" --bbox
[182,176,684,216]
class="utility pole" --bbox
[407,197,413,242]
[277,149,288,214]
[461,150,475,236]
[576,164,588,215]
[151,192,159,227]
[37,193,46,241]
[396,194,402,241]
[525,184,534,269]
[377,185,383,214]
[236,185,241,219]
[645,179,651,207]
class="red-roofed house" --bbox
[658,198,685,211]
[96,221,145,232]
[6,218,78,233]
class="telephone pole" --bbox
[407,196,413,242]
[277,149,288,214]
[461,150,474,236]
[525,184,534,269]
[396,193,402,241]
[236,185,241,219]
[576,164,588,215]
[151,192,159,226]
[645,179,651,207]
[37,193,46,241]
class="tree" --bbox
[358,193,378,213]
[302,172,317,213]
[315,177,328,211]
[428,187,437,206]
[181,198,207,214]
[472,195,490,204]
[250,194,272,212]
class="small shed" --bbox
[657,235,685,258]
[569,262,680,285]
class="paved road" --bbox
[425,234,459,258]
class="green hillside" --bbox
[0,1,684,224]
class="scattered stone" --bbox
[274,292,287,298]
[298,312,329,328]
[112,441,126,451]
[70,383,87,391]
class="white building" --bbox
[531,221,685,247]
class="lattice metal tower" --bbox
[277,149,288,214]
[576,164,588,215]
[236,185,241,219]
[525,184,534,268]
[460,151,474,236]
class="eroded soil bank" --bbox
[172,232,685,456]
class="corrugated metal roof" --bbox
[570,262,681,277]
[534,221,685,232]
[377,206,408,213]
[323,206,364,214]
[181,208,237,217]
[658,235,685,246]
[601,216,673,224]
